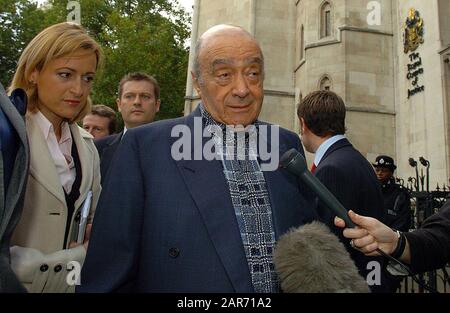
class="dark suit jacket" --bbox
[313,138,387,291]
[95,132,122,184]
[0,84,29,293]
[78,106,317,292]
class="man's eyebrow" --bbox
[244,57,263,65]
[212,59,234,68]
[211,57,263,69]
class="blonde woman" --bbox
[8,22,103,293]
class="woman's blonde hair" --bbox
[9,22,103,123]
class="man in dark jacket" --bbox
[297,90,389,292]
[78,25,317,293]
[372,155,411,292]
[95,73,160,183]
[372,155,411,232]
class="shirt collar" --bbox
[33,110,52,140]
[313,134,346,166]
[33,110,71,143]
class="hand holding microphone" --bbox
[279,149,408,264]
[334,210,401,257]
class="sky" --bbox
[36,0,194,13]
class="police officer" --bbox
[372,155,411,232]
[372,155,411,292]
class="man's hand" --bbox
[68,223,93,251]
[334,210,399,256]
[83,224,92,250]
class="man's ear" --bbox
[300,117,309,134]
[155,99,161,113]
[116,98,121,112]
[191,71,202,96]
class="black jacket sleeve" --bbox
[404,200,450,274]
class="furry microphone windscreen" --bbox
[274,221,370,293]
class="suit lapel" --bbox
[174,108,253,292]
[26,114,66,205]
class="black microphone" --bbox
[274,221,370,293]
[280,148,356,228]
[279,149,425,288]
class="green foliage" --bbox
[0,0,191,122]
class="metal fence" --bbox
[396,157,450,293]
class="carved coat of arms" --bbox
[404,8,424,53]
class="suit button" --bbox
[169,247,180,258]
[54,265,62,273]
[40,264,49,272]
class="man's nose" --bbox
[133,95,142,105]
[232,73,250,98]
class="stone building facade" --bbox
[184,0,450,186]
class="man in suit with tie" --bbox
[78,24,317,292]
[297,90,389,292]
[95,72,160,183]
[0,83,29,292]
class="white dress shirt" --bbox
[32,110,76,194]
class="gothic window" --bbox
[320,2,332,38]
[319,76,332,90]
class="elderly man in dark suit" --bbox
[297,90,389,292]
[0,83,29,292]
[78,24,317,292]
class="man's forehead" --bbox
[201,38,263,64]
[200,25,251,40]
[200,26,261,53]
[212,56,263,67]
[122,80,154,93]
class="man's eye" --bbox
[248,71,260,78]
[218,72,230,79]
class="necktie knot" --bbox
[310,163,316,173]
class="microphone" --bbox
[280,148,355,228]
[274,221,370,293]
[279,149,428,291]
